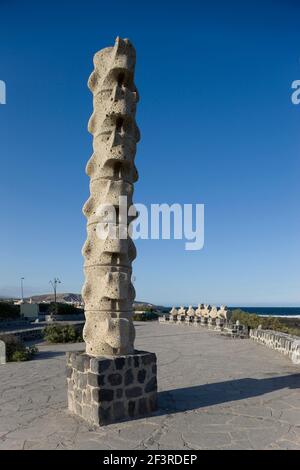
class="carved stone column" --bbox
[66,38,157,426]
[82,36,139,357]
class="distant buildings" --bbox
[20,302,40,320]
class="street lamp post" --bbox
[20,277,25,302]
[49,278,61,320]
[49,278,61,303]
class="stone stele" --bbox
[66,37,158,426]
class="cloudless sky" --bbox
[0,0,299,306]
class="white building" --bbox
[20,302,40,320]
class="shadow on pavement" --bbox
[158,374,300,413]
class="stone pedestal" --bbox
[215,318,224,331]
[67,350,157,426]
[177,315,185,324]
[159,314,170,324]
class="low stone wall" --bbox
[0,320,33,330]
[250,329,300,364]
[0,327,44,342]
[0,321,84,343]
[44,314,85,322]
[159,315,249,337]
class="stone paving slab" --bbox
[0,322,299,450]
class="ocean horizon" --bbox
[231,307,300,317]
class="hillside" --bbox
[23,293,166,311]
[25,293,81,303]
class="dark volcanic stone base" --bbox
[66,350,158,426]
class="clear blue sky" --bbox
[0,0,299,306]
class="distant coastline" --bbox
[233,307,300,317]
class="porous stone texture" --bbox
[250,329,300,364]
[82,37,140,357]
[0,340,6,364]
[66,350,157,425]
[186,306,195,317]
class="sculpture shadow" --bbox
[158,374,300,414]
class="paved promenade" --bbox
[0,322,299,450]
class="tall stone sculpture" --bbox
[66,38,158,426]
[82,36,138,357]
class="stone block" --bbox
[145,376,157,393]
[125,386,143,398]
[90,358,111,374]
[137,369,146,383]
[125,369,134,385]
[108,373,123,386]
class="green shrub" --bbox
[10,349,32,362]
[44,324,83,343]
[133,305,155,312]
[260,316,284,331]
[230,309,300,336]
[47,303,84,316]
[0,302,20,321]
[231,309,261,329]
[1,334,38,362]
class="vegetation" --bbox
[47,302,84,316]
[1,334,38,362]
[230,309,300,336]
[44,324,83,343]
[133,304,158,312]
[0,302,20,321]
[133,311,159,321]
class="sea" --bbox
[231,307,300,318]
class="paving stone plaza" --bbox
[0,321,299,450]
